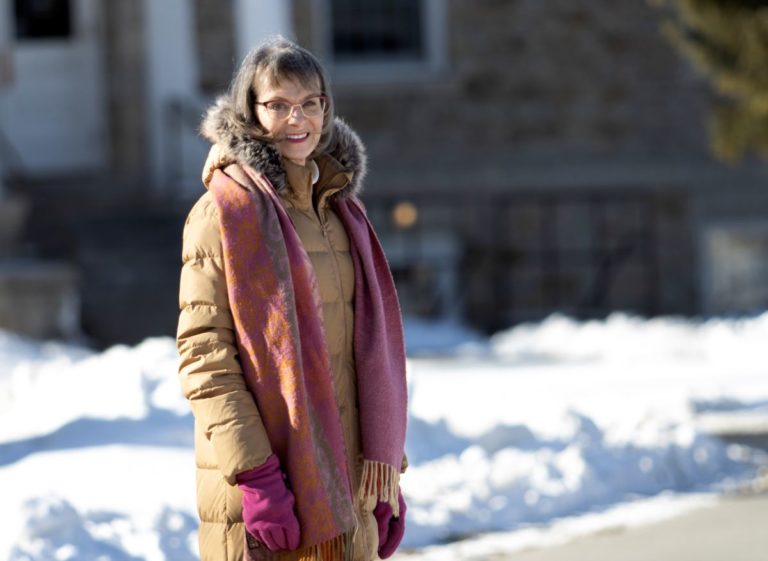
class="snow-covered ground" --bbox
[1,313,767,560]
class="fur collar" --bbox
[200,96,367,198]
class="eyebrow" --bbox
[263,93,323,103]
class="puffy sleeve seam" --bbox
[180,302,229,312]
[182,251,222,263]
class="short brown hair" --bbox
[229,35,335,156]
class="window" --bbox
[332,0,423,61]
[703,221,768,314]
[14,0,72,40]
[318,0,447,82]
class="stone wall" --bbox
[445,0,710,159]
[290,0,711,326]
[294,0,712,169]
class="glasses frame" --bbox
[255,95,328,121]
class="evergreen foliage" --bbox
[655,0,768,160]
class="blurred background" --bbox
[1,1,768,560]
[2,0,768,346]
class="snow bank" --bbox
[490,312,768,367]
[402,317,488,356]
[1,313,767,560]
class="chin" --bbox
[280,144,316,163]
[284,149,314,162]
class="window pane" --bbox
[15,0,72,40]
[331,0,423,60]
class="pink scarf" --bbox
[208,165,407,558]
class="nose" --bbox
[287,105,305,122]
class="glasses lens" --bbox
[265,101,290,119]
[262,97,325,119]
[302,97,325,117]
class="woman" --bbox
[176,36,408,561]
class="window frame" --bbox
[312,0,448,85]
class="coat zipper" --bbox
[316,205,350,362]
[314,203,360,517]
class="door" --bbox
[0,0,106,174]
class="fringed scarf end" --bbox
[358,459,401,517]
[294,530,355,561]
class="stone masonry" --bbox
[294,0,712,166]
[290,0,717,329]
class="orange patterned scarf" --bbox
[209,165,407,560]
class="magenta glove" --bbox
[236,454,301,552]
[373,489,407,559]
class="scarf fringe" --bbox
[358,459,401,517]
[293,531,355,561]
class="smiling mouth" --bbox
[285,133,309,142]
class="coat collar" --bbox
[282,157,352,213]
[200,95,367,199]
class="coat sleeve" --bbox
[177,193,273,484]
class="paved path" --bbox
[503,493,768,561]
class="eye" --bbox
[302,97,325,116]
[266,101,289,113]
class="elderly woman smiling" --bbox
[176,36,409,561]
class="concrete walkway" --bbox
[504,493,768,561]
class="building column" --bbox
[233,0,293,62]
[0,0,11,197]
[143,0,199,193]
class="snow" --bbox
[402,317,488,356]
[1,313,767,560]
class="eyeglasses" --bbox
[255,95,327,120]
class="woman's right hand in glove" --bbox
[236,454,301,551]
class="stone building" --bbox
[0,0,766,345]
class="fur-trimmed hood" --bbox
[200,96,367,198]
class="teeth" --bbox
[287,133,308,139]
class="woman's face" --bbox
[255,76,325,166]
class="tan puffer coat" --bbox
[177,117,404,561]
